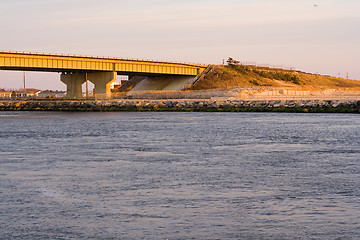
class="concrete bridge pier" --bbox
[60,73,86,99]
[88,72,117,99]
[61,71,117,99]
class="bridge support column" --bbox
[88,72,117,99]
[60,73,86,99]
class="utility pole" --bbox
[23,71,26,96]
[85,73,88,99]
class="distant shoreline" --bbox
[1,99,359,113]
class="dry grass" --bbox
[189,65,360,91]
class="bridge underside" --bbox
[1,68,198,99]
[127,76,195,92]
[60,71,197,99]
[0,66,200,99]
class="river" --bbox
[0,112,359,239]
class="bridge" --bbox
[0,51,207,98]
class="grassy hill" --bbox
[189,62,360,91]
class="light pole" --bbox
[23,71,26,96]
[85,73,88,99]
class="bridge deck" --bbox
[0,51,206,76]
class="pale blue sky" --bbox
[1,0,359,90]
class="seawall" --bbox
[1,99,360,113]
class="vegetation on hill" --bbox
[189,57,360,91]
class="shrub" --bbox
[252,69,301,84]
[249,80,260,85]
[227,57,239,66]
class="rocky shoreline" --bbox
[0,99,360,113]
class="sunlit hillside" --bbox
[189,59,360,91]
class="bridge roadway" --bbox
[0,51,207,98]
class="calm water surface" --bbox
[0,112,359,239]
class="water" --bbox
[0,111,359,239]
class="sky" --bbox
[0,0,359,90]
